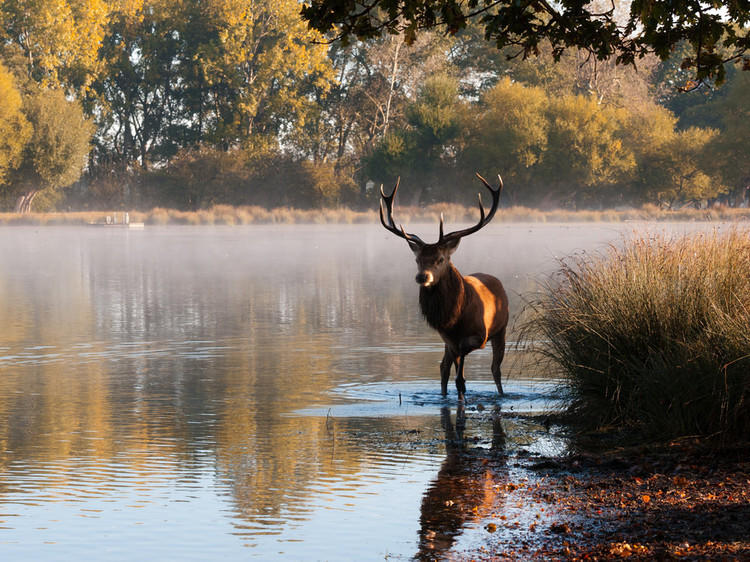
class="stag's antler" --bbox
[379,178,426,247]
[438,173,502,245]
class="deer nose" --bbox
[415,271,434,286]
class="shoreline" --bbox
[2,204,750,226]
[426,408,750,560]
[468,442,750,560]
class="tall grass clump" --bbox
[527,229,750,442]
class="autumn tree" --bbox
[617,100,725,207]
[92,0,188,170]
[540,94,635,208]
[462,78,548,205]
[91,0,333,170]
[10,87,94,212]
[187,0,333,146]
[0,0,111,94]
[647,127,724,208]
[0,62,30,189]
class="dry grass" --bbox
[2,204,750,226]
[523,229,750,442]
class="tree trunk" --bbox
[382,35,403,137]
[14,190,39,214]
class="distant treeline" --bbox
[0,1,748,213]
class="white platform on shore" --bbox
[89,212,144,229]
[89,222,145,229]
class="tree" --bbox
[0,0,111,94]
[10,87,93,212]
[290,28,453,178]
[636,125,724,208]
[450,20,659,109]
[660,128,725,207]
[93,0,186,170]
[462,78,548,204]
[365,73,468,201]
[0,62,31,188]
[619,101,677,203]
[707,72,750,204]
[189,0,333,146]
[541,93,635,207]
[91,0,334,171]
[301,0,750,86]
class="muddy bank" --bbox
[440,424,750,561]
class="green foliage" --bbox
[89,0,333,170]
[628,114,726,208]
[544,95,635,194]
[365,73,468,201]
[364,130,413,187]
[653,42,736,130]
[365,72,725,209]
[406,73,462,144]
[527,230,750,441]
[302,0,750,85]
[0,70,93,211]
[706,72,750,198]
[92,0,186,168]
[653,127,724,207]
[0,62,31,186]
[18,87,93,190]
[463,78,548,204]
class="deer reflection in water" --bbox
[417,404,508,560]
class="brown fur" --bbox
[419,264,464,331]
[380,173,507,398]
[416,249,509,398]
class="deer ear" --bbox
[443,238,460,254]
[407,239,421,253]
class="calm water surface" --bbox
[0,223,709,560]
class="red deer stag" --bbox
[380,174,508,400]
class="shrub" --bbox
[525,229,750,442]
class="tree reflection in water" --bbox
[417,404,507,560]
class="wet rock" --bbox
[529,459,563,471]
[550,522,571,534]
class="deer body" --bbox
[381,174,509,400]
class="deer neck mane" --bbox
[419,263,464,331]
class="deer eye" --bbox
[436,257,444,265]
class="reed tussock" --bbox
[526,229,750,441]
[0,212,107,225]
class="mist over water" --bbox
[0,223,716,559]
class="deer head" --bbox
[380,174,503,288]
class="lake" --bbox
[0,222,711,560]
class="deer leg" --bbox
[490,328,506,396]
[490,406,505,452]
[455,355,467,402]
[439,346,455,397]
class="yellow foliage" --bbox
[193,0,334,136]
[0,63,31,186]
[0,0,112,93]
